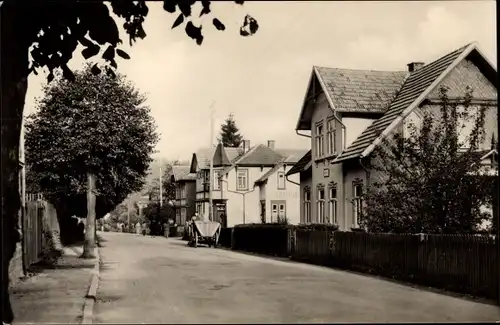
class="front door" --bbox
[270,200,286,223]
[215,203,227,227]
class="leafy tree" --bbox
[361,86,496,234]
[24,64,159,251]
[1,1,258,313]
[218,113,244,147]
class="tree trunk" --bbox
[1,5,35,323]
[81,173,96,259]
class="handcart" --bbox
[188,220,221,248]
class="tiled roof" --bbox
[254,158,287,184]
[237,144,284,166]
[171,165,195,182]
[194,146,243,170]
[286,150,312,176]
[275,148,309,163]
[334,43,473,163]
[315,67,408,113]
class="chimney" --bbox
[267,140,275,150]
[407,62,424,72]
[242,140,251,153]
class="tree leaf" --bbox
[172,13,184,29]
[91,63,102,75]
[200,0,211,16]
[212,18,225,31]
[47,72,55,83]
[62,64,76,82]
[82,45,100,59]
[116,49,131,60]
[163,0,177,13]
[102,45,116,61]
[185,21,203,45]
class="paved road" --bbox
[94,232,500,323]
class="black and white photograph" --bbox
[1,0,498,324]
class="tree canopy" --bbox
[219,113,243,147]
[25,64,159,219]
[361,86,497,234]
[7,0,259,83]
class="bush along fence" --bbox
[222,224,498,301]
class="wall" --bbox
[343,117,378,148]
[185,181,196,222]
[222,166,272,227]
[263,165,301,225]
[425,57,497,150]
[342,162,368,230]
[310,93,346,226]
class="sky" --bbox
[24,1,497,163]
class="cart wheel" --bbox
[194,232,198,248]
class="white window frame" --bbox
[271,203,278,222]
[278,203,286,222]
[317,187,325,223]
[315,122,324,158]
[304,190,311,223]
[277,171,286,190]
[236,169,249,191]
[328,186,337,224]
[353,183,363,227]
[326,119,336,156]
[213,171,220,190]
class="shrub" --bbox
[232,223,292,257]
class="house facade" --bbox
[171,165,196,225]
[190,140,306,227]
[287,42,498,231]
[190,144,244,225]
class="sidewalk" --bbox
[10,246,96,324]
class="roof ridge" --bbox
[314,65,407,73]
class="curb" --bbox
[81,246,100,324]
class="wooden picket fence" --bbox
[23,201,45,268]
[291,230,498,300]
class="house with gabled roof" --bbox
[287,42,497,231]
[170,165,196,226]
[216,140,307,227]
[190,143,246,223]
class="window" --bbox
[203,170,210,183]
[271,204,278,222]
[326,119,336,155]
[236,169,248,191]
[196,202,202,214]
[353,181,363,227]
[213,171,220,190]
[176,208,181,223]
[315,123,324,158]
[328,185,337,224]
[304,190,311,223]
[317,187,325,223]
[278,204,286,222]
[277,171,286,189]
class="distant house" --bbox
[217,140,307,227]
[170,165,196,225]
[190,144,244,223]
[287,42,498,231]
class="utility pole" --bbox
[127,195,130,229]
[159,166,163,207]
[208,101,215,222]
